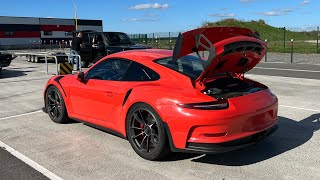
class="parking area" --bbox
[0,57,319,180]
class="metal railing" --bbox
[13,52,82,75]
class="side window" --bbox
[82,33,90,45]
[156,58,183,72]
[86,59,131,81]
[123,62,160,81]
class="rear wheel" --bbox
[126,103,171,160]
[45,86,70,123]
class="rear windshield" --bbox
[155,55,204,80]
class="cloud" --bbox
[240,0,255,2]
[129,3,169,10]
[300,0,310,6]
[121,18,159,22]
[257,8,295,16]
[209,13,236,18]
[144,14,159,17]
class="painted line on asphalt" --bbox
[0,110,42,120]
[0,141,63,180]
[259,62,320,66]
[255,67,320,73]
[280,105,319,112]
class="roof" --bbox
[110,49,173,61]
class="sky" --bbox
[0,0,319,33]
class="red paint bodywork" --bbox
[44,28,278,151]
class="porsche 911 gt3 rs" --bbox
[44,27,278,160]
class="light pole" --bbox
[74,0,78,30]
[290,39,294,63]
[265,39,268,62]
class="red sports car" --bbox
[44,27,278,160]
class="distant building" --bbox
[0,16,103,49]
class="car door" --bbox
[79,32,93,61]
[69,58,131,122]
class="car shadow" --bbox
[165,114,320,165]
[0,68,33,79]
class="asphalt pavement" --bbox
[249,62,320,80]
[0,57,319,180]
[0,148,48,180]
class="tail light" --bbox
[177,100,229,110]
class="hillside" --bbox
[202,19,318,53]
[202,19,315,41]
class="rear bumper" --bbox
[183,124,278,154]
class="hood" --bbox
[173,27,267,86]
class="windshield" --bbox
[155,55,206,80]
[104,32,134,45]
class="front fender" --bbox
[43,75,72,113]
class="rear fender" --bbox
[119,86,213,137]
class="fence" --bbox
[129,27,320,54]
[128,32,180,50]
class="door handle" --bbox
[104,91,113,97]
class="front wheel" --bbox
[126,103,171,160]
[45,86,70,123]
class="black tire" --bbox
[0,63,2,74]
[31,56,35,63]
[45,86,70,123]
[34,56,40,63]
[27,55,31,62]
[126,103,171,160]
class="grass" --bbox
[202,19,319,53]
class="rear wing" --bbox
[172,27,261,69]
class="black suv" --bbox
[74,31,150,67]
[0,52,13,74]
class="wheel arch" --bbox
[122,100,171,141]
[44,81,71,114]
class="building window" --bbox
[44,31,53,36]
[5,31,14,36]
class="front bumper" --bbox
[0,55,13,67]
[184,124,278,154]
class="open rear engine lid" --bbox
[172,27,267,86]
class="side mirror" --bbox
[77,72,85,82]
